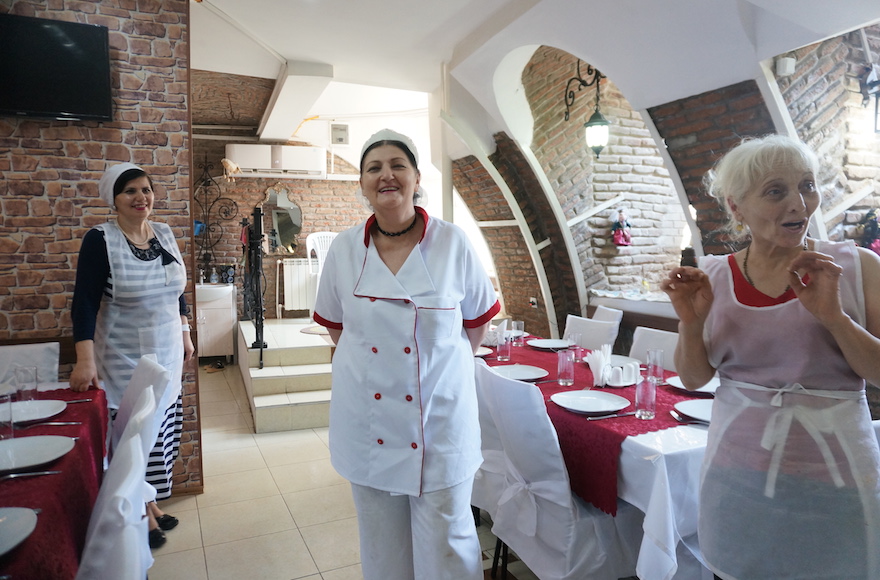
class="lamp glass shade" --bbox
[584,109,610,157]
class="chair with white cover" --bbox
[564,314,620,352]
[592,305,623,325]
[76,389,156,580]
[471,359,508,521]
[305,231,337,277]
[110,354,171,459]
[481,366,643,580]
[629,326,679,372]
[0,342,60,390]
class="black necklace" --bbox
[743,239,809,290]
[376,215,417,237]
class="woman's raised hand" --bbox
[660,266,714,326]
[787,250,844,327]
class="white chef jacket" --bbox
[314,207,500,496]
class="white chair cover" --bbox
[629,327,679,372]
[481,366,643,580]
[0,342,59,390]
[76,432,152,580]
[592,305,623,325]
[110,354,171,458]
[564,314,620,352]
[305,231,337,276]
[471,360,508,519]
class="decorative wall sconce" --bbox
[193,155,239,282]
[858,63,879,133]
[564,59,610,158]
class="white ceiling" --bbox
[191,0,880,151]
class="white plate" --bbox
[609,355,642,366]
[475,346,492,357]
[492,364,549,381]
[0,435,75,473]
[674,399,714,423]
[550,391,631,416]
[0,400,67,424]
[0,507,38,557]
[527,339,569,350]
[667,375,720,394]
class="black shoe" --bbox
[149,528,166,549]
[156,514,179,531]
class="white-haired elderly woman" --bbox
[313,129,500,580]
[661,134,880,579]
[70,162,194,549]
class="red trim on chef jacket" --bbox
[313,311,342,330]
[728,254,803,307]
[464,300,501,328]
[363,206,430,246]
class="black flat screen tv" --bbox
[0,13,112,121]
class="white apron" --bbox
[699,241,880,579]
[93,221,185,411]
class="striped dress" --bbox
[93,220,186,500]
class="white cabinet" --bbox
[195,284,237,359]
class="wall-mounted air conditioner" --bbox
[225,144,326,179]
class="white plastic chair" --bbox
[305,231,337,276]
[564,314,620,351]
[471,360,509,520]
[629,326,679,372]
[481,365,643,580]
[77,394,154,580]
[0,342,59,390]
[110,354,171,459]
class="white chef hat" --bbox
[359,128,419,169]
[98,162,143,207]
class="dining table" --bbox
[0,383,108,580]
[484,338,714,580]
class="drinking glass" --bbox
[565,331,582,361]
[14,366,38,404]
[496,333,512,362]
[636,349,662,420]
[557,349,575,386]
[0,390,13,441]
[511,320,525,347]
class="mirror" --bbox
[265,183,302,253]
[272,207,301,252]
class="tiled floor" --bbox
[148,362,539,580]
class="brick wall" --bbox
[192,138,365,319]
[0,0,200,491]
[778,26,880,240]
[523,47,684,291]
[452,154,551,337]
[648,81,776,255]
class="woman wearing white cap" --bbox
[70,162,193,549]
[314,129,500,580]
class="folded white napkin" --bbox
[585,343,613,388]
[481,320,509,347]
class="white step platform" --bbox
[237,318,334,433]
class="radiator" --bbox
[281,258,317,311]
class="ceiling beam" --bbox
[258,61,334,142]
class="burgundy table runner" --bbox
[486,340,708,514]
[0,387,108,579]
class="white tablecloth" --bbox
[618,425,712,580]
[618,419,880,580]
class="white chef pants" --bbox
[351,477,482,580]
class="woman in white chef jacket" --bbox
[314,129,500,580]
[661,135,880,579]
